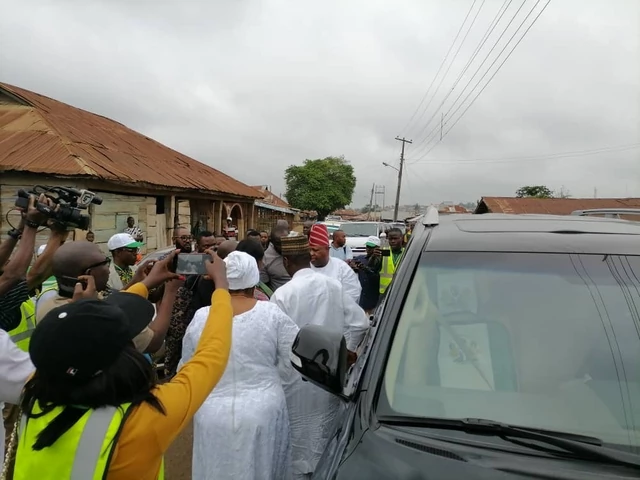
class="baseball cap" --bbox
[29,292,155,382]
[365,236,381,248]
[107,233,144,251]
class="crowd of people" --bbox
[0,196,407,479]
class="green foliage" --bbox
[515,185,554,198]
[285,156,356,220]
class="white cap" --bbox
[107,233,144,251]
[365,236,381,247]
[227,217,232,221]
[36,245,46,256]
[224,251,259,290]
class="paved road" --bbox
[165,421,193,480]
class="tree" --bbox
[515,185,554,199]
[285,156,356,220]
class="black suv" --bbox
[291,210,640,479]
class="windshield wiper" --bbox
[378,416,640,469]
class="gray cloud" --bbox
[0,0,638,208]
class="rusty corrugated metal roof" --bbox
[477,196,640,215]
[0,83,262,199]
[251,186,289,208]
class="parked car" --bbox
[138,246,175,265]
[318,221,342,236]
[339,221,387,255]
[291,208,640,479]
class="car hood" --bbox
[333,424,637,480]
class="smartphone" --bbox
[380,249,391,257]
[174,253,210,275]
[57,275,87,298]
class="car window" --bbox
[379,252,640,449]
[340,223,378,237]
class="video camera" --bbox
[14,185,103,230]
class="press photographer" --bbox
[348,235,382,315]
[0,193,67,335]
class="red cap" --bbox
[308,223,330,247]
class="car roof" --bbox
[424,213,640,255]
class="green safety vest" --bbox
[15,402,165,480]
[9,299,36,352]
[379,249,404,294]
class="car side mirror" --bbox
[290,324,348,396]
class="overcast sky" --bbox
[1,0,638,207]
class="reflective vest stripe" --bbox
[10,301,36,351]
[16,403,165,479]
[72,406,117,480]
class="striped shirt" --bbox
[0,280,29,332]
[124,226,143,240]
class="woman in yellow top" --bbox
[13,251,233,480]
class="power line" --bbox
[409,142,640,165]
[414,0,552,161]
[409,0,530,157]
[398,0,479,137]
[406,0,487,141]
[410,0,513,150]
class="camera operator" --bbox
[349,236,382,315]
[0,195,61,332]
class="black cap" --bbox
[29,293,155,382]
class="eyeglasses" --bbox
[176,235,193,241]
[84,257,110,274]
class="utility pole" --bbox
[367,183,375,220]
[374,185,385,220]
[393,136,412,222]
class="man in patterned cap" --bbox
[271,234,368,480]
[307,223,362,304]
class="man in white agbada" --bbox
[180,251,299,480]
[270,235,369,479]
[307,224,362,303]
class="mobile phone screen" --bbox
[175,253,209,275]
[380,249,391,257]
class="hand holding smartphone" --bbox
[173,253,211,275]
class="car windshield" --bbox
[340,223,378,237]
[379,252,640,450]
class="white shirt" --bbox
[329,244,353,261]
[0,330,35,460]
[311,257,361,304]
[270,268,368,351]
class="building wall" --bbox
[254,206,294,233]
[0,174,168,255]
[0,173,257,254]
[89,191,158,253]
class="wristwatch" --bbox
[7,228,22,240]
[24,219,40,229]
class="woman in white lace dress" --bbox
[180,251,299,480]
